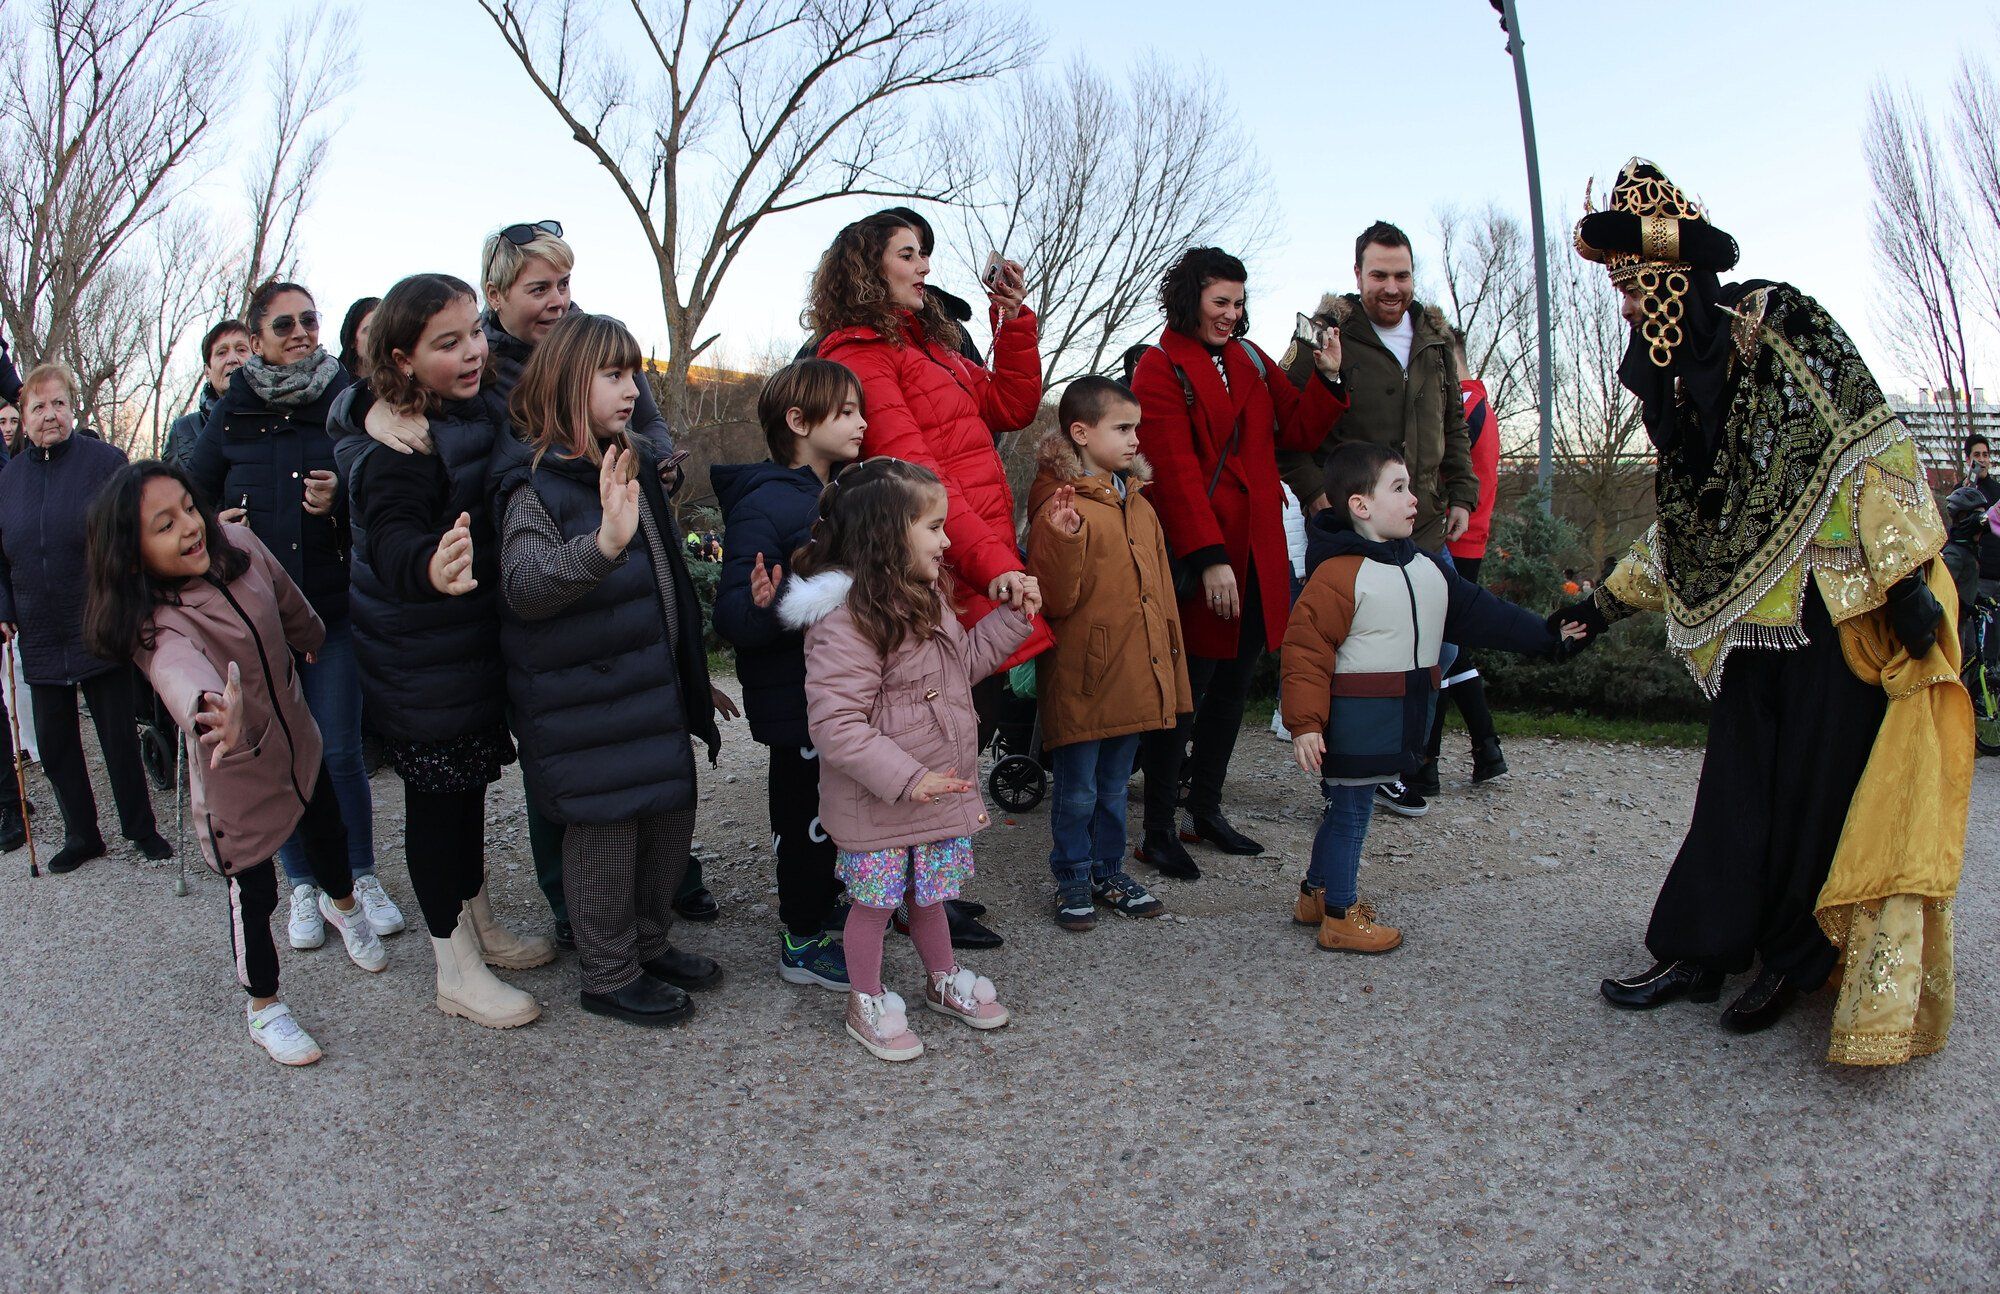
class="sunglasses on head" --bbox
[500,219,564,246]
[266,311,320,338]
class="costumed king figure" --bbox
[1557,158,1970,1066]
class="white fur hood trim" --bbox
[778,568,854,630]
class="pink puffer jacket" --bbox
[782,568,1031,853]
[136,525,326,876]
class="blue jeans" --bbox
[1048,733,1143,891]
[1306,781,1376,910]
[280,618,376,883]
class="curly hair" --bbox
[365,274,480,416]
[805,213,961,351]
[790,456,953,657]
[1159,247,1250,339]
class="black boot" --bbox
[672,886,720,923]
[580,972,694,1027]
[1187,810,1264,856]
[46,835,107,875]
[1409,759,1442,798]
[640,946,725,992]
[0,800,25,854]
[1136,829,1200,880]
[129,831,173,861]
[1718,968,1798,1033]
[945,902,1003,950]
[1599,959,1724,1010]
[1471,737,1509,785]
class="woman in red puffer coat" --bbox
[808,212,1054,674]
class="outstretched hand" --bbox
[1045,485,1082,536]
[193,661,245,770]
[749,552,782,609]
[596,444,641,560]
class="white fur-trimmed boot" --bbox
[464,887,555,969]
[434,924,541,1029]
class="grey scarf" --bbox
[241,347,341,407]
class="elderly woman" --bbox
[190,280,404,944]
[0,364,168,871]
[1131,247,1346,879]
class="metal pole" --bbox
[1497,0,1556,508]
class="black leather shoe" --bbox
[948,898,987,920]
[946,905,1003,950]
[579,972,694,1027]
[1135,830,1200,880]
[1471,738,1509,785]
[1719,968,1798,1034]
[130,832,173,861]
[0,808,25,854]
[1409,759,1441,798]
[552,919,575,952]
[46,836,107,875]
[640,946,724,992]
[672,886,720,923]
[1599,959,1724,1010]
[1188,811,1263,856]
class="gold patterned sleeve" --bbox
[1592,526,1666,622]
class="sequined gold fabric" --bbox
[1825,897,1954,1066]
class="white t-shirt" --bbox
[1371,312,1415,371]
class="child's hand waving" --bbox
[596,444,641,560]
[910,767,974,805]
[428,512,477,596]
[1293,730,1325,774]
[1046,486,1082,535]
[194,661,245,770]
[749,552,782,608]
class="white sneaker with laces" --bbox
[287,884,325,950]
[246,1001,322,1066]
[351,873,407,936]
[319,892,388,972]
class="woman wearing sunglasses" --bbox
[189,279,404,951]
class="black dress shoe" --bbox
[580,972,694,1027]
[1719,968,1798,1034]
[1599,959,1724,1010]
[130,832,173,861]
[672,886,720,923]
[46,837,107,875]
[640,946,724,992]
[945,906,1003,950]
[947,898,987,920]
[1135,830,1200,880]
[0,811,25,854]
[552,919,576,952]
[1188,811,1264,856]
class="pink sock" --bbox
[906,900,956,977]
[843,904,893,996]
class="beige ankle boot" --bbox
[465,887,555,969]
[433,924,541,1029]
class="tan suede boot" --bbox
[1294,884,1327,927]
[465,887,555,969]
[434,925,541,1028]
[1316,900,1402,954]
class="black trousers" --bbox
[404,785,489,938]
[33,670,156,846]
[227,765,352,998]
[768,742,839,938]
[1142,571,1267,832]
[1425,555,1497,759]
[1645,589,1884,987]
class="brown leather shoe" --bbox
[1293,885,1326,927]
[1316,902,1402,954]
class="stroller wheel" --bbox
[989,754,1047,813]
[139,726,174,792]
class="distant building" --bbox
[1889,387,2000,487]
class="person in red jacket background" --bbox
[807,211,1053,947]
[1414,328,1511,793]
[1130,247,1347,879]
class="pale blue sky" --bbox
[268,0,1999,389]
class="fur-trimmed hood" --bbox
[1025,427,1151,518]
[776,568,854,631]
[1308,292,1449,339]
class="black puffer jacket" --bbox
[188,365,354,623]
[482,310,673,454]
[0,434,130,685]
[161,384,219,470]
[331,384,507,744]
[710,459,822,746]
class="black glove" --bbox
[1886,574,1942,658]
[1547,596,1606,659]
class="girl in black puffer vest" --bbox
[332,274,550,1031]
[492,313,722,1030]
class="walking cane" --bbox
[4,639,38,878]
[171,728,187,897]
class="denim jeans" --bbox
[280,617,377,883]
[1306,781,1376,910]
[1048,733,1143,890]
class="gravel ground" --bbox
[0,697,1994,1293]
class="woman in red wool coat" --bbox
[1130,247,1347,879]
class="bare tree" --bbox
[1548,244,1651,568]
[235,6,358,314]
[128,208,228,453]
[936,54,1275,394]
[1867,81,1977,436]
[0,0,222,376]
[475,0,1040,431]
[63,260,150,443]
[1949,56,2000,350]
[1433,202,1539,440]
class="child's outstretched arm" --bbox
[1433,555,1565,656]
[803,615,930,804]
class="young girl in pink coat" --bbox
[779,458,1036,1061]
[85,462,384,1067]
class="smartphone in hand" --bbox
[982,251,1005,290]
[1295,312,1328,350]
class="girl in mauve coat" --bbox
[84,463,386,1068]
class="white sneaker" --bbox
[288,884,325,950]
[246,1001,323,1066]
[351,874,407,936]
[1270,710,1292,741]
[319,892,388,973]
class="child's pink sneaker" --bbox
[925,966,1010,1030]
[845,990,923,1062]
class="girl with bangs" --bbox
[491,312,724,1029]
[778,457,1037,1062]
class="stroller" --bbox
[982,661,1049,812]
